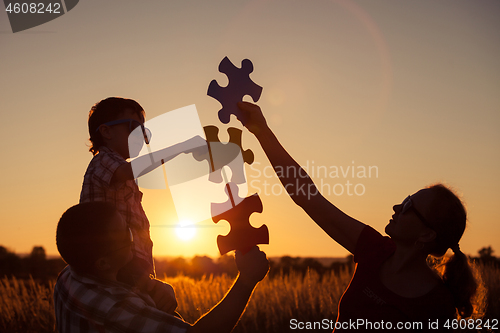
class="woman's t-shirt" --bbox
[335,226,456,332]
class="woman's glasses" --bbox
[96,119,152,144]
[401,195,432,228]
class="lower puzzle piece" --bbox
[207,57,263,124]
[211,183,269,255]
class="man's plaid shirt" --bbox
[54,266,189,333]
[80,146,154,274]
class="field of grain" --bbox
[0,263,498,333]
[168,268,352,333]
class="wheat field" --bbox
[168,268,352,333]
[0,263,498,333]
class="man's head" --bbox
[88,97,146,157]
[56,202,133,276]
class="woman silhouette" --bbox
[236,102,477,331]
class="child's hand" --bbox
[187,135,207,150]
[139,277,178,314]
[237,102,268,136]
[150,279,178,314]
[185,135,208,155]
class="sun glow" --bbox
[175,220,196,241]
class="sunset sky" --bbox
[1,0,499,259]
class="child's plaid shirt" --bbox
[54,266,189,333]
[80,146,154,275]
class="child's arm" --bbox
[111,136,206,186]
[236,102,365,254]
[110,162,135,186]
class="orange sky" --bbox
[0,0,499,259]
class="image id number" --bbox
[5,3,61,14]
[444,318,498,330]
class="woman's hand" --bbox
[237,101,268,136]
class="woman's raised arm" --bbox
[237,102,365,253]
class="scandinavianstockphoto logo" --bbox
[3,0,79,33]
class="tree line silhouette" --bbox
[1,245,498,284]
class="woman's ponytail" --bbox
[442,247,478,318]
[425,184,478,318]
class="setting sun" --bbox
[175,220,197,241]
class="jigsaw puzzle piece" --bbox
[207,57,263,124]
[203,125,254,165]
[209,143,246,184]
[211,182,269,255]
[193,125,254,184]
[227,127,254,165]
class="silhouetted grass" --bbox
[0,276,55,333]
[1,263,498,333]
[166,267,351,332]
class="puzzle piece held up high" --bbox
[211,182,269,255]
[193,125,254,184]
[207,57,263,124]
